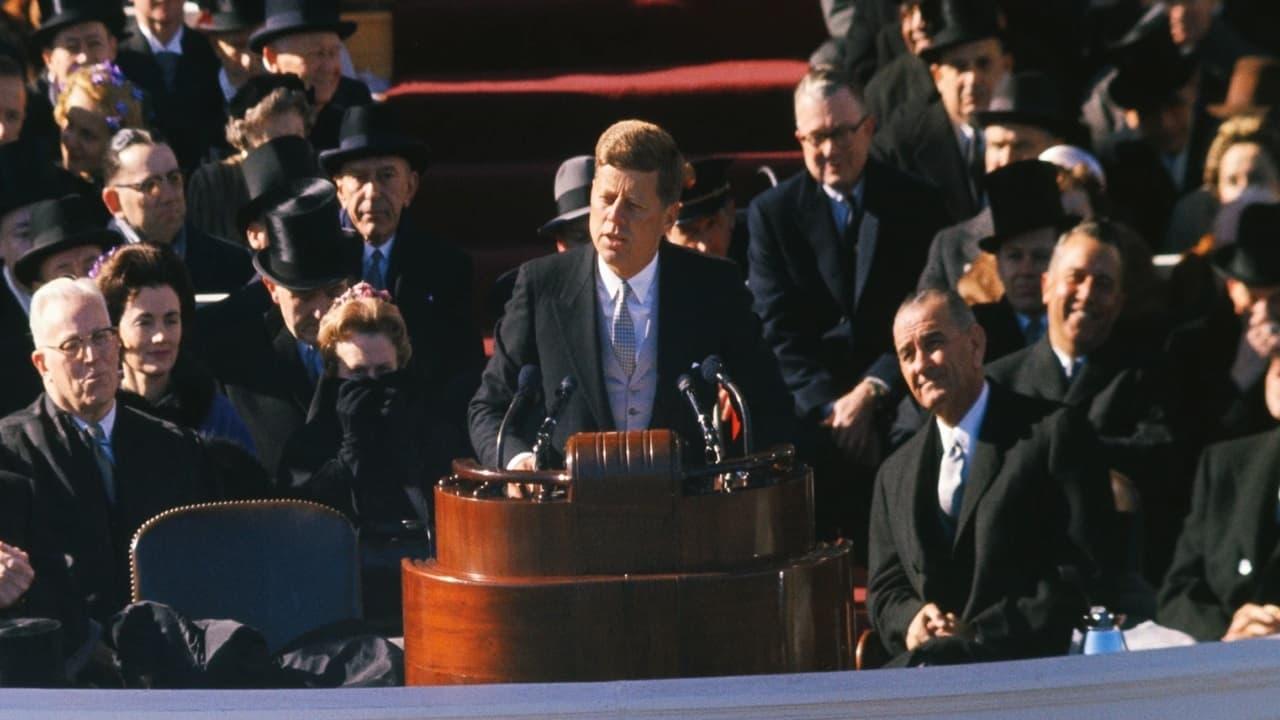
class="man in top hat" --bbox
[969,160,1072,363]
[100,128,252,293]
[470,119,794,471]
[210,181,358,474]
[668,157,746,268]
[1167,0,1257,106]
[748,67,947,549]
[250,0,372,152]
[872,0,1011,223]
[119,0,226,172]
[917,71,1071,291]
[195,0,266,104]
[861,0,943,125]
[320,103,482,387]
[0,277,218,652]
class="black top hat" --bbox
[537,155,594,237]
[228,72,309,120]
[918,0,1000,64]
[318,104,430,176]
[197,0,265,34]
[238,134,322,230]
[33,0,127,47]
[0,618,64,688]
[14,195,118,287]
[978,160,1073,253]
[1108,19,1199,110]
[0,140,86,220]
[1211,202,1280,287]
[973,71,1069,139]
[248,0,356,52]
[677,158,733,226]
[253,181,359,290]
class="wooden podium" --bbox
[402,430,855,685]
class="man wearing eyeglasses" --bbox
[101,128,252,293]
[0,277,217,662]
[747,66,947,555]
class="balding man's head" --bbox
[29,277,119,422]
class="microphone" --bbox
[531,376,577,470]
[699,354,753,455]
[678,373,724,464]
[495,364,540,468]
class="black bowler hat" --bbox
[14,195,119,287]
[978,160,1073,253]
[1211,202,1280,287]
[677,158,733,226]
[973,71,1069,139]
[1108,20,1198,110]
[318,104,430,176]
[0,618,64,688]
[33,0,127,47]
[918,0,1000,64]
[238,135,322,230]
[253,181,360,290]
[228,72,309,121]
[248,0,356,53]
[197,0,264,34]
[537,155,593,238]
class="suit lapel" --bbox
[1027,338,1069,400]
[267,315,314,411]
[914,100,977,215]
[652,243,698,430]
[952,388,1007,547]
[551,248,613,430]
[797,176,854,315]
[902,424,941,589]
[1245,431,1280,575]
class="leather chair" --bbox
[130,499,362,652]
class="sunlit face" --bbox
[1042,234,1125,357]
[1224,277,1280,317]
[589,163,678,279]
[211,29,261,81]
[106,143,186,245]
[983,123,1058,172]
[900,1,937,55]
[1266,355,1280,421]
[58,86,111,180]
[995,228,1056,315]
[332,331,398,380]
[1168,0,1217,48]
[265,32,343,107]
[30,292,119,421]
[118,284,181,377]
[930,38,1007,126]
[1136,81,1196,156]
[334,156,419,245]
[893,296,986,424]
[0,75,26,145]
[0,205,33,273]
[263,277,346,345]
[1217,142,1280,204]
[42,21,116,88]
[795,87,874,193]
[35,244,101,287]
[668,204,734,258]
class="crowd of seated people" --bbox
[0,0,1279,683]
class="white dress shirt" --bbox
[935,381,990,517]
[596,251,659,432]
[137,23,185,55]
[1050,343,1086,380]
[71,402,118,447]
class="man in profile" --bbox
[470,120,792,469]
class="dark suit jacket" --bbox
[873,93,984,224]
[0,395,216,626]
[868,382,1109,662]
[916,206,992,292]
[1158,427,1280,640]
[181,222,255,294]
[469,241,794,468]
[119,25,226,171]
[0,283,40,417]
[972,298,1033,364]
[747,161,948,418]
[310,77,374,152]
[863,52,934,126]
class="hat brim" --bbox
[977,215,1080,254]
[1108,59,1197,110]
[249,19,357,52]
[537,206,589,238]
[1210,243,1280,287]
[251,229,360,291]
[199,15,262,34]
[971,111,1067,139]
[319,141,429,176]
[33,13,127,46]
[14,230,119,287]
[919,30,1001,64]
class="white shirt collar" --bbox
[821,178,865,208]
[3,265,31,315]
[71,401,117,439]
[953,120,976,156]
[935,381,990,456]
[363,234,395,263]
[597,248,659,306]
[1050,342,1085,378]
[138,22,184,55]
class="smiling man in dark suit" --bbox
[868,288,1109,665]
[470,119,793,470]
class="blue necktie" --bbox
[86,423,116,504]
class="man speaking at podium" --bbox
[470,120,793,469]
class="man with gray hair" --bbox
[867,287,1112,665]
[748,66,946,548]
[0,278,216,655]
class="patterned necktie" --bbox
[86,422,116,504]
[611,282,636,377]
[364,248,385,290]
[938,436,966,519]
